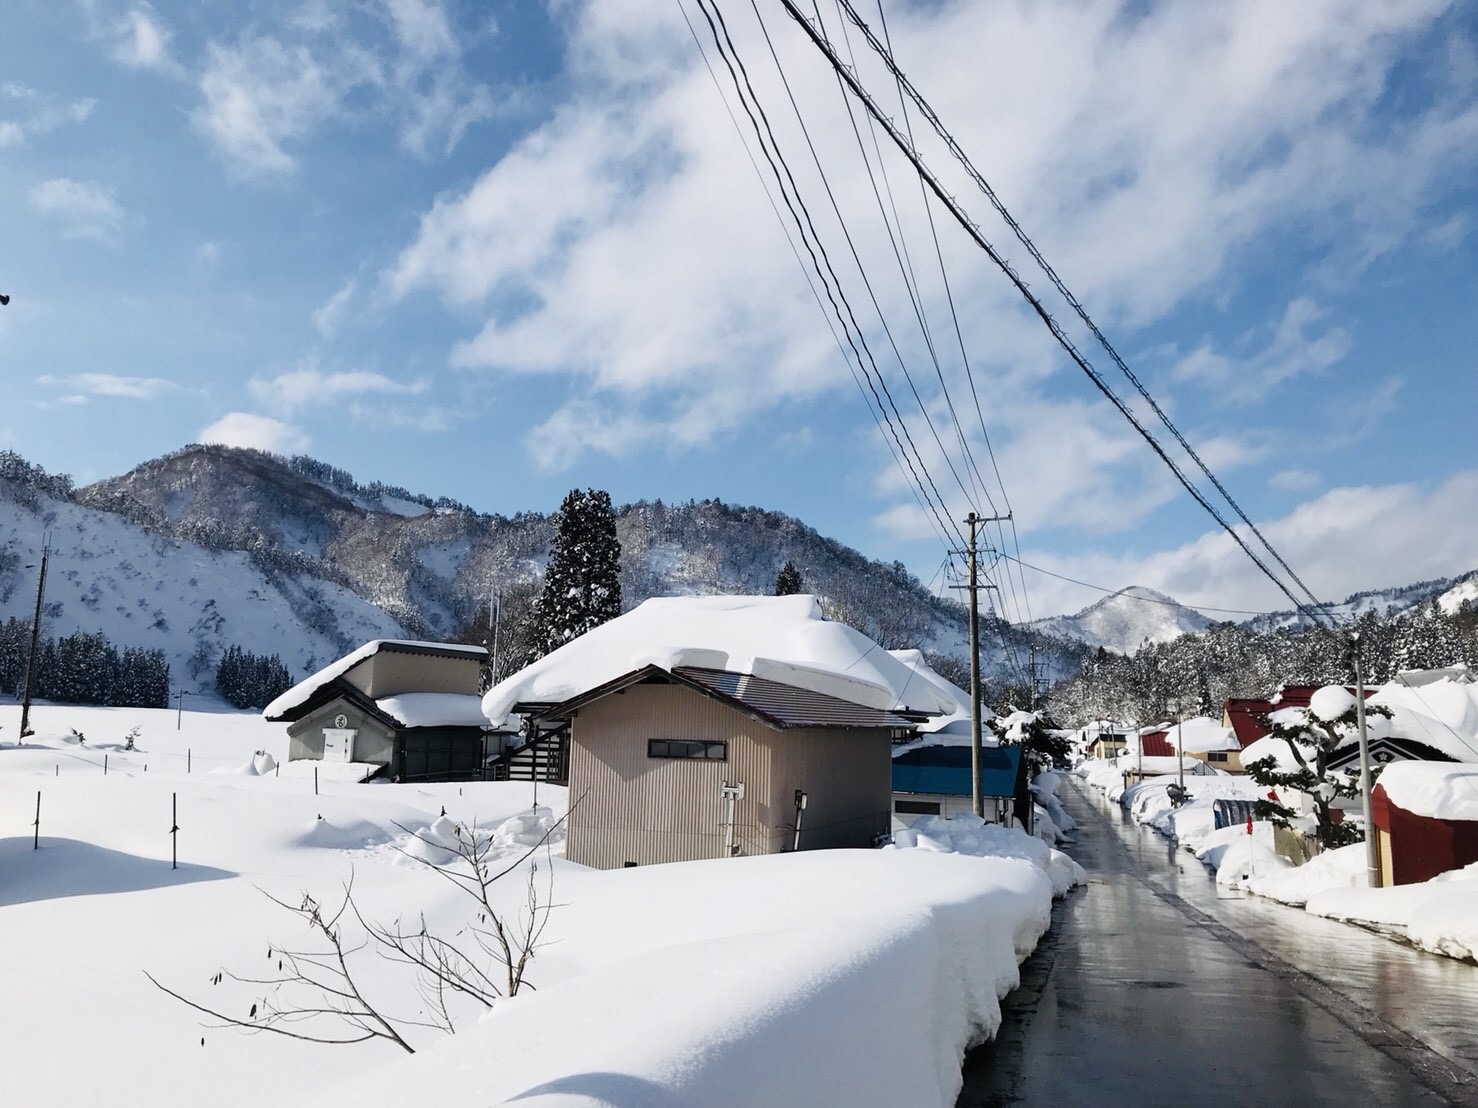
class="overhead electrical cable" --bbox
[869,0,1035,634]
[674,0,954,552]
[776,0,1336,632]
[831,0,1334,629]
[730,0,973,544]
[815,0,997,517]
[689,0,965,550]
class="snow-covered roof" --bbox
[1166,716,1238,754]
[1366,679,1478,763]
[376,693,489,730]
[1377,762,1478,821]
[265,639,487,720]
[481,595,963,727]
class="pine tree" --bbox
[532,489,623,657]
[1243,686,1391,849]
[773,560,804,596]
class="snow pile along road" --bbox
[317,844,1065,1108]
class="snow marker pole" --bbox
[188,749,191,774]
[314,765,319,796]
[33,791,40,849]
[171,792,178,870]
[104,754,108,776]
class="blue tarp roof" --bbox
[892,744,1023,798]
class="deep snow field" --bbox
[2,700,1077,1107]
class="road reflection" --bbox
[958,776,1478,1107]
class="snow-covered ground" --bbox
[2,699,1075,1107]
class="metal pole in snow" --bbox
[171,792,178,870]
[104,754,108,776]
[33,791,40,849]
[314,765,319,796]
[1353,634,1379,887]
[188,749,191,774]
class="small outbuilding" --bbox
[528,663,911,869]
[265,639,493,782]
[890,743,1030,833]
[1371,762,1478,887]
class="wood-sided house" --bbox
[265,639,494,782]
[520,663,916,869]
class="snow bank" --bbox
[1193,824,1293,888]
[1308,862,1478,960]
[889,814,1085,896]
[481,595,963,725]
[1374,760,1478,821]
[314,849,1057,1108]
[1244,842,1367,905]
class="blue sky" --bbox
[2,0,1476,620]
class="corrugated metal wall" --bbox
[566,683,772,869]
[564,682,893,869]
[346,651,482,698]
[771,727,892,851]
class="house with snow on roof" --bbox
[481,595,964,869]
[265,639,493,782]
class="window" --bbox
[1208,751,1230,763]
[895,799,941,815]
[648,739,727,761]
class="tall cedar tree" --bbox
[1243,689,1391,849]
[774,560,804,596]
[532,489,623,658]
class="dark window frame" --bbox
[895,799,942,816]
[647,738,728,761]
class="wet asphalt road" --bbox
[958,776,1478,1107]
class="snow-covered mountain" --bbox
[1029,586,1215,654]
[0,468,410,694]
[4,445,1081,691]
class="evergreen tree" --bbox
[1243,686,1392,849]
[532,489,623,657]
[773,560,804,596]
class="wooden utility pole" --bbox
[19,537,50,738]
[955,512,1009,818]
[1351,633,1379,887]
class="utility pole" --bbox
[954,512,1009,818]
[1027,642,1039,711]
[19,536,50,738]
[490,590,501,685]
[1351,633,1379,887]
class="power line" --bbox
[674,0,955,554]
[830,0,1334,628]
[695,0,968,550]
[777,0,1336,632]
[998,552,1283,617]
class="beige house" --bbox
[525,664,913,869]
[265,639,495,781]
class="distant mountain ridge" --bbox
[1,445,1076,694]
[6,445,1466,701]
[1028,585,1215,654]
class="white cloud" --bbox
[35,373,178,400]
[1028,471,1478,617]
[191,1,495,173]
[1170,298,1352,399]
[28,178,126,243]
[386,0,1478,500]
[198,412,309,454]
[193,36,345,173]
[196,241,222,266]
[247,364,426,415]
[1270,468,1321,491]
[312,278,357,338]
[111,4,181,74]
[0,83,96,146]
